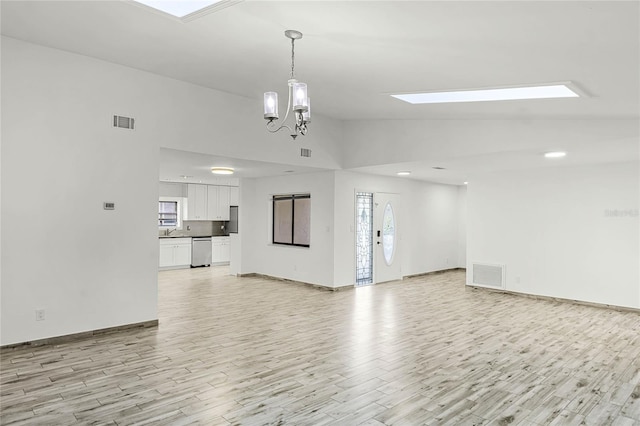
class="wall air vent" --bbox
[470,262,505,289]
[300,148,312,158]
[113,115,135,130]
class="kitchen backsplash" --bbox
[159,220,229,237]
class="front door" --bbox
[374,192,402,284]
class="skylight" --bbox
[132,0,223,18]
[391,84,580,104]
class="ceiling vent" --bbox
[470,262,505,290]
[300,148,312,158]
[113,115,135,130]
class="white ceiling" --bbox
[159,148,330,183]
[2,1,638,183]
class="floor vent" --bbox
[113,115,135,130]
[471,263,505,289]
[300,148,312,158]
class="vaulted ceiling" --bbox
[2,1,638,183]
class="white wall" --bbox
[159,182,186,198]
[240,171,336,287]
[237,170,462,288]
[333,171,461,287]
[0,37,345,345]
[467,161,639,308]
[1,37,159,345]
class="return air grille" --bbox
[300,148,312,158]
[471,263,505,289]
[113,115,135,130]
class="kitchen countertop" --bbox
[158,235,230,239]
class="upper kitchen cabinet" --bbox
[229,186,239,206]
[187,184,207,220]
[207,185,230,221]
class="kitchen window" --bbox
[159,198,182,229]
[272,194,310,247]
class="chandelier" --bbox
[263,30,310,140]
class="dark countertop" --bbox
[158,235,230,239]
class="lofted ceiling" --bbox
[2,1,639,183]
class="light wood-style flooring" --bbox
[2,268,640,425]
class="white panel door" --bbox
[374,193,402,284]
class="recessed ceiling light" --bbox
[464,181,469,185]
[179,175,193,179]
[544,151,567,158]
[391,83,580,104]
[211,167,234,175]
[131,0,223,18]
[397,171,411,176]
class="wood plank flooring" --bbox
[2,268,640,425]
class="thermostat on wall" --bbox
[103,202,115,210]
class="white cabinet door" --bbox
[174,243,192,266]
[220,237,230,262]
[218,186,230,220]
[159,244,174,267]
[229,186,239,206]
[187,184,207,220]
[207,186,230,220]
[160,238,192,268]
[212,238,222,263]
[207,185,219,221]
[212,237,230,263]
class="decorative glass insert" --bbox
[159,201,178,226]
[272,194,310,247]
[355,192,373,285]
[382,202,396,265]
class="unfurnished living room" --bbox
[1,1,638,425]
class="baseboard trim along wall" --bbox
[403,267,466,280]
[469,286,640,314]
[237,273,351,292]
[239,268,468,291]
[0,320,159,349]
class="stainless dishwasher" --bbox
[191,237,212,267]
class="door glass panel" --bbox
[355,192,373,285]
[382,202,395,265]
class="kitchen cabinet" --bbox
[159,238,192,269]
[212,237,230,264]
[187,184,207,220]
[207,185,230,221]
[229,186,239,206]
[185,183,237,221]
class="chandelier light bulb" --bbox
[293,82,308,112]
[264,92,279,119]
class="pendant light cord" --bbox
[290,38,295,79]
